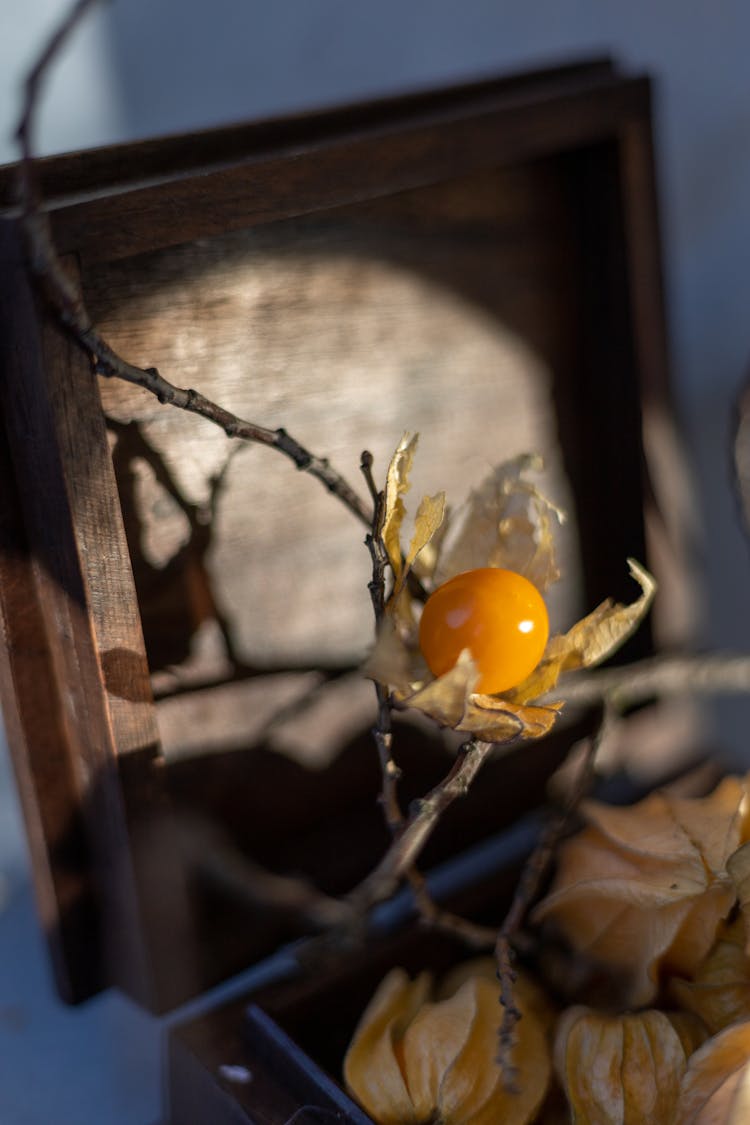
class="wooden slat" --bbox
[0,220,190,1008]
[1,58,617,210]
[47,74,650,264]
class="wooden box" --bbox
[0,58,687,1122]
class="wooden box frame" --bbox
[0,57,677,1122]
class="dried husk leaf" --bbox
[670,917,750,1035]
[345,965,551,1125]
[402,491,447,589]
[533,778,746,1005]
[555,1006,701,1124]
[676,1019,750,1123]
[343,967,431,1124]
[521,558,656,704]
[433,453,563,592]
[456,693,564,743]
[583,778,749,870]
[382,432,419,582]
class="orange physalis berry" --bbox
[418,568,549,694]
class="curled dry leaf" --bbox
[343,961,551,1125]
[670,917,750,1035]
[676,1019,750,1124]
[533,777,750,1006]
[365,436,656,744]
[555,1006,706,1125]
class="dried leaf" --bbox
[555,1007,702,1124]
[457,693,564,743]
[382,432,419,581]
[400,491,446,592]
[545,557,656,672]
[676,1019,750,1123]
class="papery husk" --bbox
[367,440,655,744]
[382,432,419,586]
[555,1006,706,1124]
[676,1019,750,1123]
[343,968,431,1124]
[534,778,748,1006]
[381,431,446,598]
[669,916,750,1035]
[432,453,563,592]
[344,964,551,1125]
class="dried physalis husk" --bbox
[366,434,655,745]
[669,916,750,1035]
[343,962,551,1125]
[676,1019,750,1123]
[533,777,749,1006]
[555,1006,706,1124]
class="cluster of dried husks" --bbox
[346,774,750,1123]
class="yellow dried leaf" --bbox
[676,1019,750,1123]
[457,694,564,743]
[382,432,419,581]
[404,650,480,728]
[401,491,446,588]
[555,1007,702,1124]
[344,964,551,1125]
[670,917,750,1035]
[541,558,656,677]
[534,777,746,1005]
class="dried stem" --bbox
[548,651,750,709]
[495,705,610,1090]
[16,0,371,530]
[361,450,403,834]
[347,738,495,913]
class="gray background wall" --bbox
[2,2,750,1121]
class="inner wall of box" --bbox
[86,159,583,752]
[80,158,589,987]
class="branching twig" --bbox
[495,704,611,1090]
[16,0,371,530]
[347,738,495,913]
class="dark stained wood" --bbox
[0,221,191,1008]
[0,58,617,210]
[33,71,649,265]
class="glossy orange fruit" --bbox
[418,567,549,693]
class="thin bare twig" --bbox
[361,450,403,834]
[16,0,371,529]
[495,705,610,1090]
[347,738,496,913]
[548,651,750,709]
